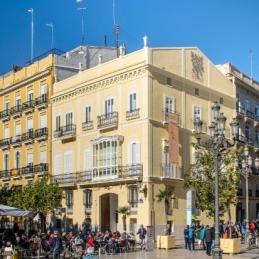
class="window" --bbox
[64,151,73,174]
[4,154,9,170]
[165,96,176,114]
[249,189,253,197]
[128,186,138,211]
[66,112,73,126]
[193,106,202,120]
[27,90,34,101]
[84,148,93,170]
[54,154,62,175]
[15,96,21,106]
[4,128,9,139]
[55,115,61,131]
[245,126,250,139]
[244,99,250,111]
[219,97,224,104]
[255,105,259,117]
[27,153,33,166]
[129,93,137,112]
[85,106,91,123]
[66,191,73,210]
[27,118,33,131]
[167,78,172,86]
[15,151,20,169]
[4,101,10,111]
[84,189,92,210]
[40,114,47,128]
[105,98,114,116]
[39,151,47,164]
[40,84,47,96]
[130,142,140,165]
[195,88,199,96]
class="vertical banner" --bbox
[168,113,179,164]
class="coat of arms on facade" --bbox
[191,51,204,81]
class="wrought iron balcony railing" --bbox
[97,112,118,130]
[82,121,94,131]
[162,164,181,179]
[0,170,12,179]
[34,127,48,141]
[22,165,34,176]
[54,125,76,141]
[10,105,22,117]
[11,135,22,147]
[53,173,77,186]
[0,109,10,121]
[244,109,254,120]
[22,130,34,144]
[126,108,140,120]
[34,163,48,173]
[35,94,48,109]
[236,105,245,115]
[22,100,35,113]
[0,138,11,149]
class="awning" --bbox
[0,204,32,217]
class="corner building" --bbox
[52,46,236,235]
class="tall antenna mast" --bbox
[76,0,86,45]
[113,0,119,57]
[28,8,34,61]
[249,49,253,81]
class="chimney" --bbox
[143,35,148,48]
[65,52,70,59]
[119,44,126,57]
[79,62,83,72]
[98,55,103,65]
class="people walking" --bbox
[50,231,62,259]
[184,225,189,250]
[199,225,206,250]
[205,225,212,256]
[188,225,195,251]
[136,224,147,249]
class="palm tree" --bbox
[156,186,174,219]
[118,206,130,232]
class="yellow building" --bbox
[51,41,238,235]
[0,47,117,189]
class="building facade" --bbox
[0,46,117,189]
[52,44,237,235]
[217,63,259,222]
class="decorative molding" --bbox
[191,52,204,82]
[52,66,147,104]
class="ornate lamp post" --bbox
[235,147,259,246]
[193,101,238,259]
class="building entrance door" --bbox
[100,193,118,232]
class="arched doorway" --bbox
[100,193,118,232]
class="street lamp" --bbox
[235,146,259,246]
[193,101,238,259]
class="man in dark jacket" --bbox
[50,231,63,259]
[205,225,212,256]
[184,225,189,250]
[137,224,147,249]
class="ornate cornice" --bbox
[51,65,148,104]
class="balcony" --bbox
[244,110,254,123]
[22,165,34,178]
[236,105,244,119]
[77,164,143,185]
[0,170,12,181]
[126,108,140,120]
[97,112,118,130]
[85,207,92,215]
[11,135,22,148]
[82,121,94,131]
[53,173,77,187]
[10,105,22,119]
[11,168,23,179]
[22,100,34,114]
[0,109,10,122]
[34,128,48,141]
[192,119,207,134]
[0,138,11,150]
[255,142,259,153]
[54,125,76,142]
[162,164,182,179]
[22,130,34,145]
[35,94,48,110]
[34,163,48,176]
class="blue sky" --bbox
[0,0,259,79]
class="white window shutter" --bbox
[27,118,33,130]
[39,151,47,164]
[40,84,47,95]
[40,115,47,128]
[64,151,73,174]
[4,128,9,138]
[27,153,33,165]
[15,124,21,135]
[54,154,62,175]
[84,148,93,170]
[136,143,141,164]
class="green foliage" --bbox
[156,186,174,202]
[184,148,240,219]
[0,187,15,205]
[118,206,130,215]
[7,177,63,216]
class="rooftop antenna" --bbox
[113,0,120,57]
[46,23,54,50]
[76,0,86,46]
[249,49,253,81]
[28,8,34,61]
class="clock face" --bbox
[191,52,204,81]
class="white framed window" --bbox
[128,186,138,211]
[40,84,47,96]
[64,151,73,174]
[27,89,34,101]
[83,189,92,209]
[40,114,47,128]
[4,128,9,139]
[27,118,33,131]
[15,124,21,136]
[105,98,114,115]
[129,93,137,111]
[65,112,73,126]
[55,115,61,131]
[129,142,140,165]
[54,154,62,175]
[39,151,47,164]
[84,148,93,170]
[85,106,91,122]
[27,153,33,166]
[193,105,202,120]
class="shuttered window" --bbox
[64,151,73,174]
[84,148,93,170]
[15,124,21,135]
[39,151,47,164]
[40,84,47,95]
[4,128,9,138]
[54,154,62,175]
[130,142,140,165]
[27,118,33,130]
[27,153,33,165]
[40,114,47,128]
[129,93,137,111]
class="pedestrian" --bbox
[50,231,62,259]
[184,225,189,250]
[199,225,206,250]
[165,223,171,236]
[137,224,147,249]
[205,225,212,256]
[188,225,195,251]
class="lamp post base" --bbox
[212,247,223,259]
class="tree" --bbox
[118,206,130,232]
[0,187,15,205]
[156,186,174,217]
[8,177,63,232]
[184,147,240,220]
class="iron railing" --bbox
[0,138,11,148]
[34,127,48,139]
[34,163,48,173]
[22,100,34,111]
[22,130,34,142]
[35,94,48,107]
[97,112,118,129]
[11,135,22,146]
[10,105,22,116]
[126,108,140,120]
[0,170,12,179]
[0,109,10,120]
[82,121,93,130]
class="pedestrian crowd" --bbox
[184,219,259,256]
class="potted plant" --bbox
[118,206,130,232]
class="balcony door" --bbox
[105,98,114,117]
[15,151,20,169]
[4,154,9,171]
[66,112,73,129]
[40,115,47,129]
[27,90,34,102]
[130,142,140,166]
[40,84,47,96]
